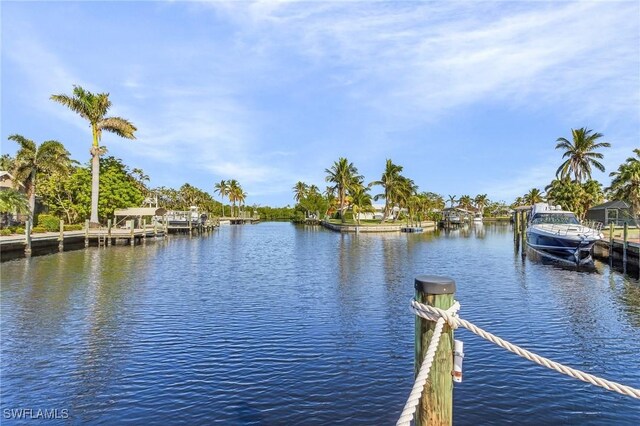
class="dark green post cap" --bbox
[415,275,456,294]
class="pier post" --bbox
[414,275,455,426]
[609,222,614,258]
[85,219,90,247]
[130,220,135,246]
[623,222,628,265]
[25,219,32,256]
[520,211,527,253]
[142,218,147,244]
[58,220,64,251]
[107,219,112,246]
[188,215,192,236]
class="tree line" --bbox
[0,85,250,229]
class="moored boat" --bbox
[526,203,603,264]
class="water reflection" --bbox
[1,223,638,424]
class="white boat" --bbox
[473,213,483,222]
[219,219,231,226]
[526,203,603,264]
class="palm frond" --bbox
[98,117,137,139]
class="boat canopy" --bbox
[113,207,167,217]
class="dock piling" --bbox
[84,220,90,247]
[130,220,135,246]
[25,219,32,256]
[58,220,64,251]
[609,222,614,258]
[623,222,628,265]
[107,219,112,246]
[414,275,455,426]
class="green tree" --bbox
[555,127,610,182]
[0,154,15,171]
[447,195,457,208]
[9,134,72,219]
[214,180,229,217]
[607,148,640,221]
[474,194,489,215]
[458,195,473,210]
[523,188,545,205]
[349,183,373,225]
[292,181,309,203]
[227,179,242,218]
[0,189,30,218]
[325,157,362,223]
[370,159,404,223]
[51,85,137,224]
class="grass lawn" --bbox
[603,227,640,243]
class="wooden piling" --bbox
[130,220,135,246]
[609,222,614,257]
[58,220,64,251]
[414,275,455,426]
[25,219,32,256]
[107,219,112,246]
[84,219,90,247]
[623,222,628,264]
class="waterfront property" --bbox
[1,222,638,424]
[586,200,637,226]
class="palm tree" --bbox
[0,189,30,217]
[447,195,457,208]
[0,154,14,171]
[214,180,229,217]
[524,188,545,205]
[458,195,473,210]
[227,179,242,218]
[474,194,489,215]
[292,181,309,203]
[51,85,137,224]
[9,134,71,219]
[555,127,610,182]
[325,157,362,223]
[607,148,640,222]
[349,184,373,225]
[370,159,404,223]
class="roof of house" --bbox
[0,171,25,188]
[588,200,630,211]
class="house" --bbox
[585,200,636,226]
[0,171,25,192]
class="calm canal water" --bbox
[2,222,639,424]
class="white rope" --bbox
[397,302,460,426]
[411,300,640,400]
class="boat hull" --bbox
[526,230,598,264]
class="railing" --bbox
[397,275,640,426]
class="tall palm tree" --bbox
[447,195,457,208]
[349,183,373,225]
[227,179,242,218]
[292,181,309,203]
[370,159,404,223]
[214,180,229,217]
[325,157,362,223]
[524,188,545,205]
[555,127,610,182]
[474,194,489,215]
[458,195,473,210]
[9,134,71,219]
[51,85,137,224]
[607,148,640,222]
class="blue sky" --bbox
[1,1,639,207]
